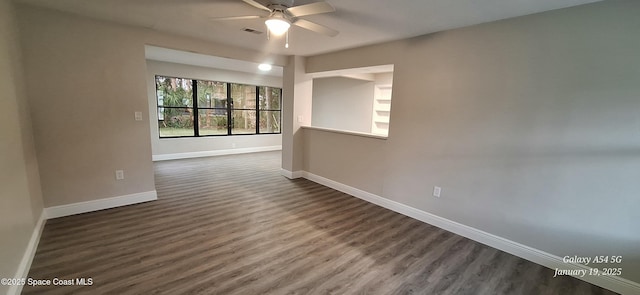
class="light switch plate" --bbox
[433,186,441,198]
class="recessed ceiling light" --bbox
[258,64,272,71]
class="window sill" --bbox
[302,126,388,140]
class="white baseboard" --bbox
[281,169,304,179]
[8,210,46,295]
[302,171,640,295]
[152,146,282,161]
[45,191,158,219]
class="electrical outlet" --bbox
[297,115,304,123]
[433,186,441,198]
[115,170,124,180]
[134,111,143,121]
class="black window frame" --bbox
[155,75,282,138]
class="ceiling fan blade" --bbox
[210,15,264,21]
[292,19,339,37]
[242,0,271,12]
[286,2,335,17]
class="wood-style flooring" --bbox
[23,151,617,294]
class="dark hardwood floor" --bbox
[23,151,617,294]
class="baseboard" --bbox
[281,169,304,179]
[7,210,46,295]
[152,146,282,161]
[302,171,640,295]
[45,190,158,219]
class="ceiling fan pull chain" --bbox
[285,30,289,48]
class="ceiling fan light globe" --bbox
[265,18,291,35]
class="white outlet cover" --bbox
[135,111,143,121]
[297,115,304,123]
[115,170,124,180]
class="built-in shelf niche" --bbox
[371,84,392,136]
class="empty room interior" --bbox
[2,0,639,294]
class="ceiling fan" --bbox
[212,0,339,48]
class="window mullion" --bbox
[227,83,232,135]
[256,86,260,134]
[193,80,199,137]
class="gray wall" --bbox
[304,0,640,283]
[0,0,44,291]
[17,5,286,207]
[146,60,282,156]
[312,77,374,133]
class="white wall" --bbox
[303,0,640,283]
[146,60,282,156]
[0,0,43,292]
[312,77,374,133]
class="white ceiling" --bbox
[145,45,284,76]
[16,0,601,56]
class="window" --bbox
[259,86,282,134]
[197,80,227,136]
[231,84,257,135]
[156,77,195,137]
[156,76,282,138]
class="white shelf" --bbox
[371,84,392,136]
